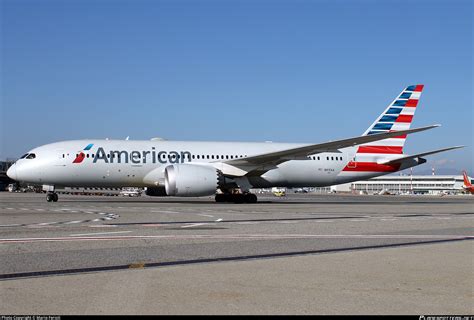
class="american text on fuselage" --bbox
[93,147,192,164]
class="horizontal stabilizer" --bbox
[378,146,464,165]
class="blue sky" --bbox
[1,0,472,174]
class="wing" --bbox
[217,124,440,176]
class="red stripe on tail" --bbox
[414,85,424,92]
[405,99,418,107]
[396,115,413,123]
[357,146,403,154]
[463,171,472,187]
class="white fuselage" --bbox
[7,139,389,189]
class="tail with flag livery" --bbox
[343,85,425,175]
[360,84,424,155]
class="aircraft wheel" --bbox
[232,194,245,204]
[52,193,59,202]
[246,194,257,203]
[215,194,225,203]
[46,194,54,202]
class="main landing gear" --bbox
[46,192,58,202]
[215,193,258,204]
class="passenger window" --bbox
[317,156,320,160]
[331,157,334,161]
[207,155,209,159]
[211,155,215,159]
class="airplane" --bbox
[462,171,474,194]
[7,84,464,203]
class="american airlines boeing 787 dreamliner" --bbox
[7,85,463,203]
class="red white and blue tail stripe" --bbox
[343,85,424,173]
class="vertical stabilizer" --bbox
[358,85,424,158]
[463,171,472,187]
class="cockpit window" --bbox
[26,153,36,159]
[20,153,29,159]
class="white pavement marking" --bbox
[0,234,472,244]
[88,225,118,228]
[152,210,181,214]
[215,218,223,222]
[198,214,215,218]
[69,231,132,237]
[181,223,209,228]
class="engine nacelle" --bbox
[164,164,218,197]
[145,186,167,197]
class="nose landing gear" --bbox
[46,192,58,202]
[43,185,58,202]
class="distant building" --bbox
[331,174,472,195]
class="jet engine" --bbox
[164,164,219,197]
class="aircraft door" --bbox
[55,149,67,167]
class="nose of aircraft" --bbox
[6,165,17,181]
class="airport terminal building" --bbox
[332,174,471,195]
